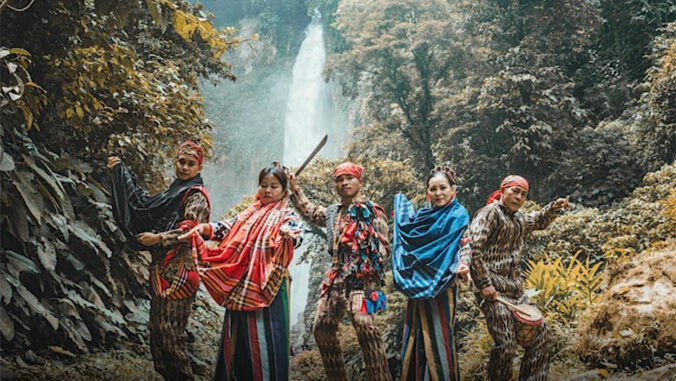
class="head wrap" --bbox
[486,175,529,205]
[333,162,364,180]
[177,140,204,165]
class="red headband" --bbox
[333,162,364,180]
[177,140,204,164]
[486,175,529,205]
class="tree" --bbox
[0,0,240,353]
[640,21,676,166]
[329,0,470,172]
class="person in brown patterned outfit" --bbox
[288,162,393,381]
[108,141,211,381]
[469,175,569,381]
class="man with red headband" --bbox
[469,175,568,381]
[107,140,210,381]
[288,162,393,381]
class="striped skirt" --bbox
[400,286,459,381]
[214,278,290,381]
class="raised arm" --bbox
[288,174,327,227]
[524,197,568,235]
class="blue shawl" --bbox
[392,193,470,299]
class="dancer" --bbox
[108,141,210,381]
[180,162,302,380]
[469,175,569,381]
[392,166,471,381]
[288,162,393,381]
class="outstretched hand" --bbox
[178,223,210,242]
[552,196,570,211]
[136,232,160,247]
[279,225,300,240]
[457,263,472,285]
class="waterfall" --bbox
[284,17,342,333]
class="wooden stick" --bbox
[496,296,532,316]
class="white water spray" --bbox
[284,17,344,331]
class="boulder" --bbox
[576,248,676,368]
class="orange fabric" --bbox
[177,140,204,164]
[191,199,298,310]
[333,162,364,180]
[486,175,529,205]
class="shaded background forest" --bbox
[1,0,676,380]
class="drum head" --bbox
[513,304,543,325]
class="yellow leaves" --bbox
[144,0,239,59]
[252,33,259,41]
[25,81,45,92]
[17,104,33,130]
[1,47,47,131]
[172,11,199,40]
[145,0,163,28]
[75,106,84,119]
[660,188,676,227]
[8,48,31,56]
[49,346,76,357]
[525,251,605,321]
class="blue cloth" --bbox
[392,194,470,299]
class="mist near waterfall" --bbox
[200,16,347,331]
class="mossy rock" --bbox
[576,247,676,368]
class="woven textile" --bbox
[111,163,209,250]
[191,198,300,311]
[392,194,469,299]
[214,278,290,381]
[400,286,459,381]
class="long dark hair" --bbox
[258,162,288,190]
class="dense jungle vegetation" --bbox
[1,0,675,379]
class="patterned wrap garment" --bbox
[392,194,472,381]
[196,198,302,381]
[469,202,560,301]
[290,187,393,381]
[468,201,561,381]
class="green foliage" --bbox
[597,0,676,82]
[0,0,241,355]
[0,144,151,351]
[0,48,47,133]
[325,0,675,211]
[200,0,309,56]
[527,163,676,264]
[549,126,644,207]
[525,253,604,324]
[330,0,470,172]
[641,21,676,166]
[47,42,214,182]
[2,0,239,188]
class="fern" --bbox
[525,251,604,321]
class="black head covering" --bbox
[111,163,204,250]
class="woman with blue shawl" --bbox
[393,166,472,381]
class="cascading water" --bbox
[284,17,344,333]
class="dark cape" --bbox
[111,163,204,251]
